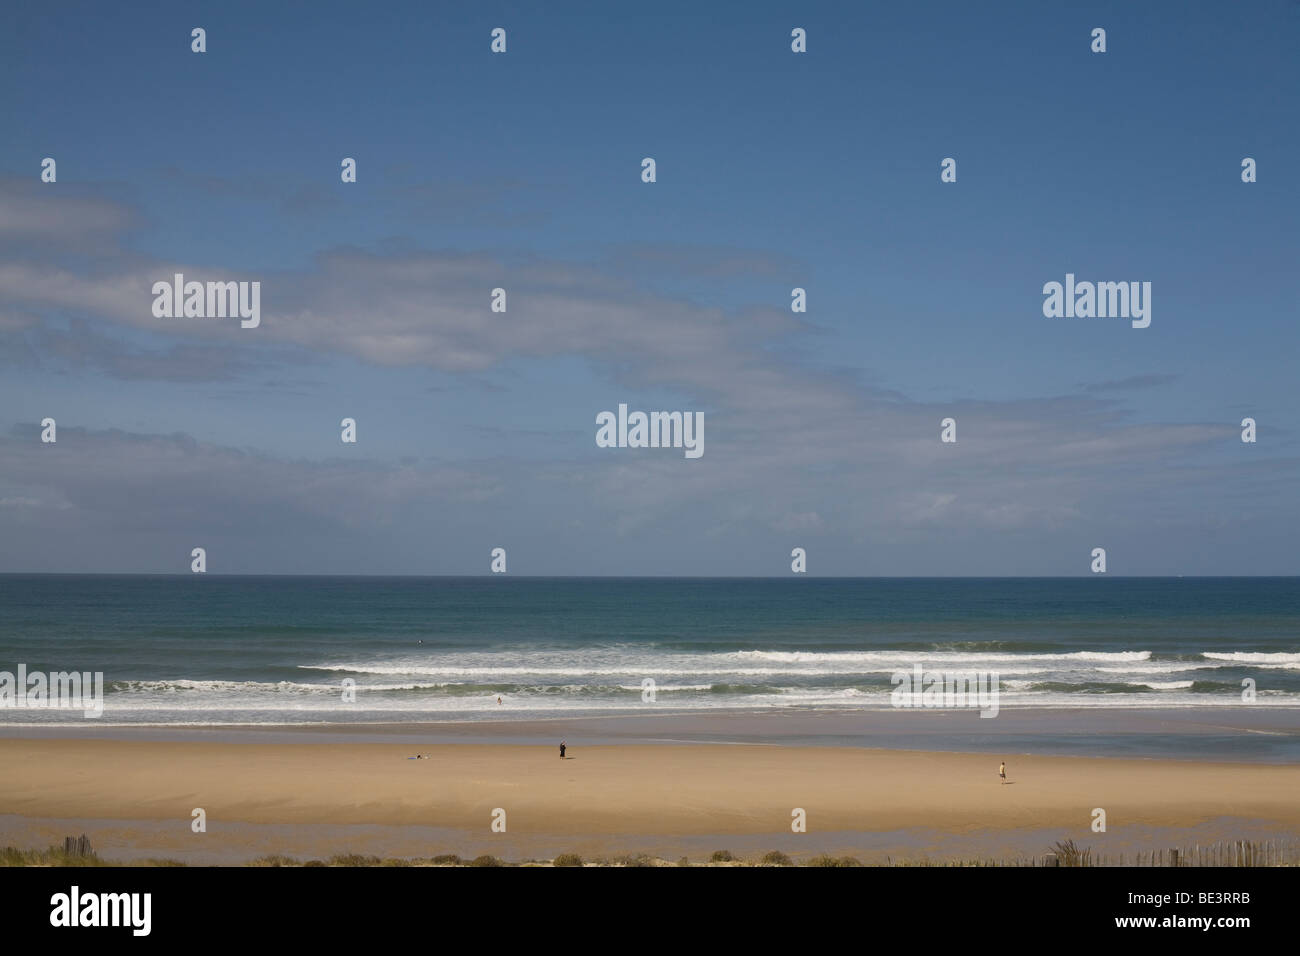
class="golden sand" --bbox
[3,738,1298,836]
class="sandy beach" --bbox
[2,732,1298,863]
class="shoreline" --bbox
[2,705,1299,761]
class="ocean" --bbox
[1,575,1297,727]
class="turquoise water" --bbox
[0,575,1297,725]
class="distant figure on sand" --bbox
[560,741,567,759]
[999,761,1007,784]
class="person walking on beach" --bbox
[999,761,1007,784]
[559,741,567,759]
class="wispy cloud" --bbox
[1082,374,1180,393]
[2,180,1296,573]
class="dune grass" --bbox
[5,838,1293,867]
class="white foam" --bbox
[726,649,1153,664]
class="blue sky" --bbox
[1,0,1297,574]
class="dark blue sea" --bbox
[0,575,1297,726]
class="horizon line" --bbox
[0,573,1296,580]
